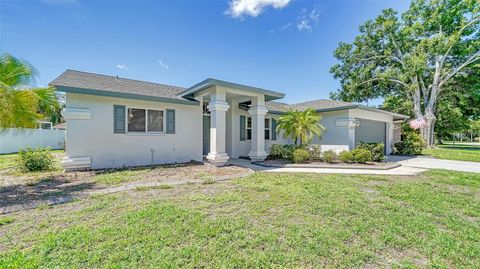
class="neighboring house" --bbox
[50,70,408,170]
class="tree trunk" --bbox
[422,113,437,148]
[438,134,443,145]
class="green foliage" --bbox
[292,148,309,164]
[0,53,58,128]
[322,150,337,163]
[0,216,14,226]
[276,109,325,146]
[281,144,297,160]
[330,0,480,146]
[268,144,285,159]
[338,150,354,163]
[394,128,425,155]
[351,148,372,164]
[305,144,322,161]
[356,142,384,162]
[16,147,55,172]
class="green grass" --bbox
[0,153,18,170]
[0,217,14,226]
[423,142,480,162]
[0,150,65,170]
[1,170,479,267]
[93,169,147,185]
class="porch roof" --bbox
[180,78,285,101]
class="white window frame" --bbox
[126,107,166,134]
[246,116,252,141]
[264,118,271,140]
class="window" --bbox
[127,108,164,133]
[128,108,146,132]
[265,118,270,140]
[246,117,252,140]
[147,110,164,132]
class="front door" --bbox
[203,115,210,155]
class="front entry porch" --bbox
[187,79,284,166]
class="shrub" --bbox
[356,142,384,162]
[293,148,309,163]
[282,144,297,160]
[322,150,337,163]
[351,148,372,163]
[268,144,284,159]
[338,150,354,163]
[305,144,322,161]
[393,130,424,155]
[16,147,55,172]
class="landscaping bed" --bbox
[254,159,401,170]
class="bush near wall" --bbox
[351,148,372,164]
[293,148,310,163]
[16,147,55,172]
[356,142,384,162]
[393,130,425,155]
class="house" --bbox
[50,70,408,170]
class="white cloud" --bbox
[296,7,321,31]
[157,60,170,70]
[226,0,291,19]
[116,64,128,70]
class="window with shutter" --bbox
[240,115,246,141]
[166,109,175,134]
[113,105,126,134]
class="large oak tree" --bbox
[330,0,479,147]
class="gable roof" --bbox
[266,99,408,120]
[181,78,284,101]
[49,70,198,105]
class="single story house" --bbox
[50,70,408,170]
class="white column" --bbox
[385,122,394,155]
[348,120,356,150]
[206,92,230,166]
[248,97,268,162]
[336,118,358,150]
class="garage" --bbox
[355,118,386,147]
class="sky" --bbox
[1,0,410,104]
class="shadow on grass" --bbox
[0,177,96,208]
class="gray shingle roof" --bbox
[50,70,188,101]
[266,99,355,112]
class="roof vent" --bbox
[116,75,119,80]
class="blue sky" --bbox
[1,0,409,104]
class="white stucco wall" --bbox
[65,93,202,169]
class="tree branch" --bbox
[357,77,410,88]
[440,15,480,68]
[439,50,480,87]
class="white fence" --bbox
[0,128,66,154]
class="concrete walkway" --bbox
[386,156,480,173]
[228,159,428,176]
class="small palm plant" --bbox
[0,53,57,128]
[276,108,325,146]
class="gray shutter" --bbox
[240,115,246,141]
[166,109,175,134]
[113,105,126,134]
[271,118,277,141]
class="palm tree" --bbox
[0,53,57,128]
[276,108,325,146]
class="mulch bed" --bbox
[255,159,401,170]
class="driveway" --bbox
[385,155,480,173]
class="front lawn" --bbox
[1,170,479,268]
[423,142,480,162]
